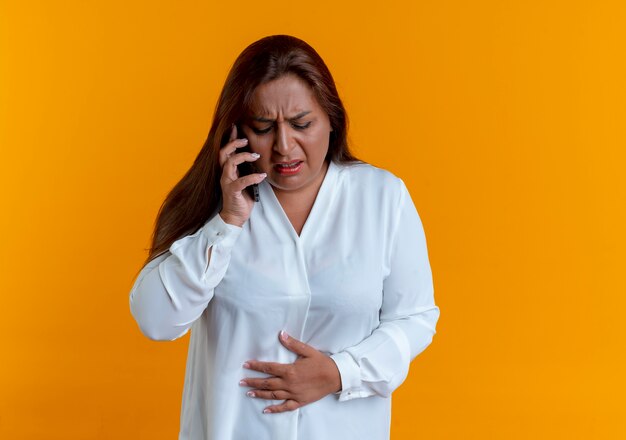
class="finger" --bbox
[220,151,259,181]
[246,389,290,401]
[218,138,249,167]
[220,149,257,181]
[263,399,300,414]
[225,151,260,169]
[240,376,284,391]
[278,331,317,357]
[243,360,289,377]
[229,123,237,142]
[222,170,266,195]
[223,174,266,202]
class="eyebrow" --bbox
[252,111,312,123]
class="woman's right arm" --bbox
[130,124,265,341]
[129,213,241,341]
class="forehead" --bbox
[248,74,321,116]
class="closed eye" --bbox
[252,126,272,135]
[251,121,312,135]
[292,121,312,130]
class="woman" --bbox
[129,34,440,440]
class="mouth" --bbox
[274,160,303,176]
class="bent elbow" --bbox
[137,322,170,341]
[129,299,186,342]
[135,320,187,342]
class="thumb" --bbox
[279,331,315,357]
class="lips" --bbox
[274,161,303,175]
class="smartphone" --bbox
[233,124,260,202]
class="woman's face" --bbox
[241,74,333,196]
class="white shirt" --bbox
[129,160,440,440]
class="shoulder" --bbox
[331,161,411,243]
[333,160,406,200]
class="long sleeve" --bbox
[330,180,440,402]
[129,213,242,341]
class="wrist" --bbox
[219,211,244,228]
[326,356,342,393]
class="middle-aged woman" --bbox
[129,34,440,440]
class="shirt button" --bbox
[216,231,221,236]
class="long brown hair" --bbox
[143,34,361,266]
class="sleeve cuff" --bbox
[330,351,375,402]
[200,213,243,249]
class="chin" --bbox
[268,177,305,190]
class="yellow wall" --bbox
[1,1,624,438]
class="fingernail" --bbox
[239,380,247,386]
[280,330,288,341]
[241,138,248,144]
[259,173,267,178]
[247,391,255,397]
[242,362,250,368]
[251,152,260,158]
[263,409,271,414]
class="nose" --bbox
[273,122,295,156]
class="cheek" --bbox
[250,148,273,173]
[259,156,272,171]
[249,137,272,154]
[305,132,330,159]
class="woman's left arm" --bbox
[329,180,440,401]
[241,180,440,410]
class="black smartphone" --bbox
[234,124,260,202]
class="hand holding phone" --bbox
[234,124,260,202]
[217,124,266,227]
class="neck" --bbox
[273,161,329,211]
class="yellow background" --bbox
[1,0,625,438]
